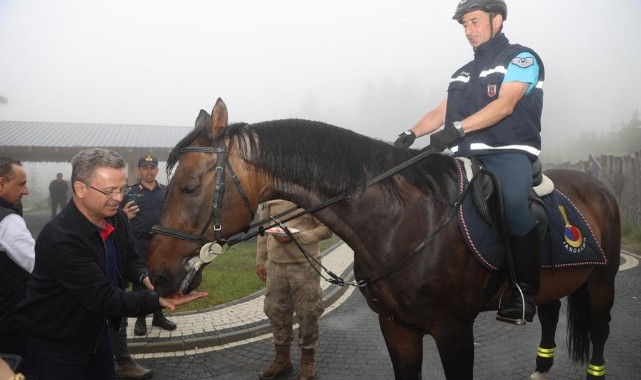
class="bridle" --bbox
[151,136,255,247]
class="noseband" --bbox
[151,137,254,247]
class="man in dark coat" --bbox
[16,148,206,380]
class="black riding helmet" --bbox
[452,0,508,22]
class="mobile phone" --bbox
[125,194,137,205]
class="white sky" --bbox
[1,0,640,157]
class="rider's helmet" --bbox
[452,0,508,22]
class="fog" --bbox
[1,0,640,191]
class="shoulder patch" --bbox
[511,57,535,68]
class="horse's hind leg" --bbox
[530,300,561,380]
[378,316,424,379]
[585,274,615,379]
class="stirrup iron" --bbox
[496,283,528,325]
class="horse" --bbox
[147,99,620,379]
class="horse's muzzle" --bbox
[150,274,177,298]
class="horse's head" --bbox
[148,98,259,297]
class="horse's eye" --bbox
[181,185,200,195]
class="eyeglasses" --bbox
[89,185,132,197]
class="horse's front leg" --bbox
[431,318,474,379]
[378,315,424,380]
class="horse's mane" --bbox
[167,117,458,202]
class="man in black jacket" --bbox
[16,148,206,380]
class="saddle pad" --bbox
[454,159,607,271]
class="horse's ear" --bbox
[195,109,211,130]
[211,98,228,140]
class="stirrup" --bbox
[496,283,528,325]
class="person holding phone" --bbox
[111,155,174,379]
[124,155,175,334]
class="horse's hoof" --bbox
[530,371,548,380]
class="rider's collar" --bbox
[473,32,508,56]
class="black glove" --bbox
[429,125,462,151]
[394,130,416,148]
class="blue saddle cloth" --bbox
[453,160,607,272]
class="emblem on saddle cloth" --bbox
[453,158,607,271]
[558,204,586,253]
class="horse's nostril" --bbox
[149,275,167,286]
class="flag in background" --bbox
[588,153,602,176]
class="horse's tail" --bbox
[566,282,591,364]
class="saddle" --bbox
[458,157,553,241]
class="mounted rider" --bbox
[394,0,544,324]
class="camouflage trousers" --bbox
[264,259,325,349]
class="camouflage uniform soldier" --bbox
[256,200,333,380]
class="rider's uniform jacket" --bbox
[446,33,545,160]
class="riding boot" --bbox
[497,226,540,325]
[258,344,292,380]
[298,348,316,380]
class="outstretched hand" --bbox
[159,291,208,312]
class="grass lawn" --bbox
[173,235,342,313]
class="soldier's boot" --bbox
[298,348,316,380]
[258,344,292,380]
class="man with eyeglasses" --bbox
[16,148,207,380]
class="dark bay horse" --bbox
[148,99,620,379]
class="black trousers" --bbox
[26,322,116,380]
